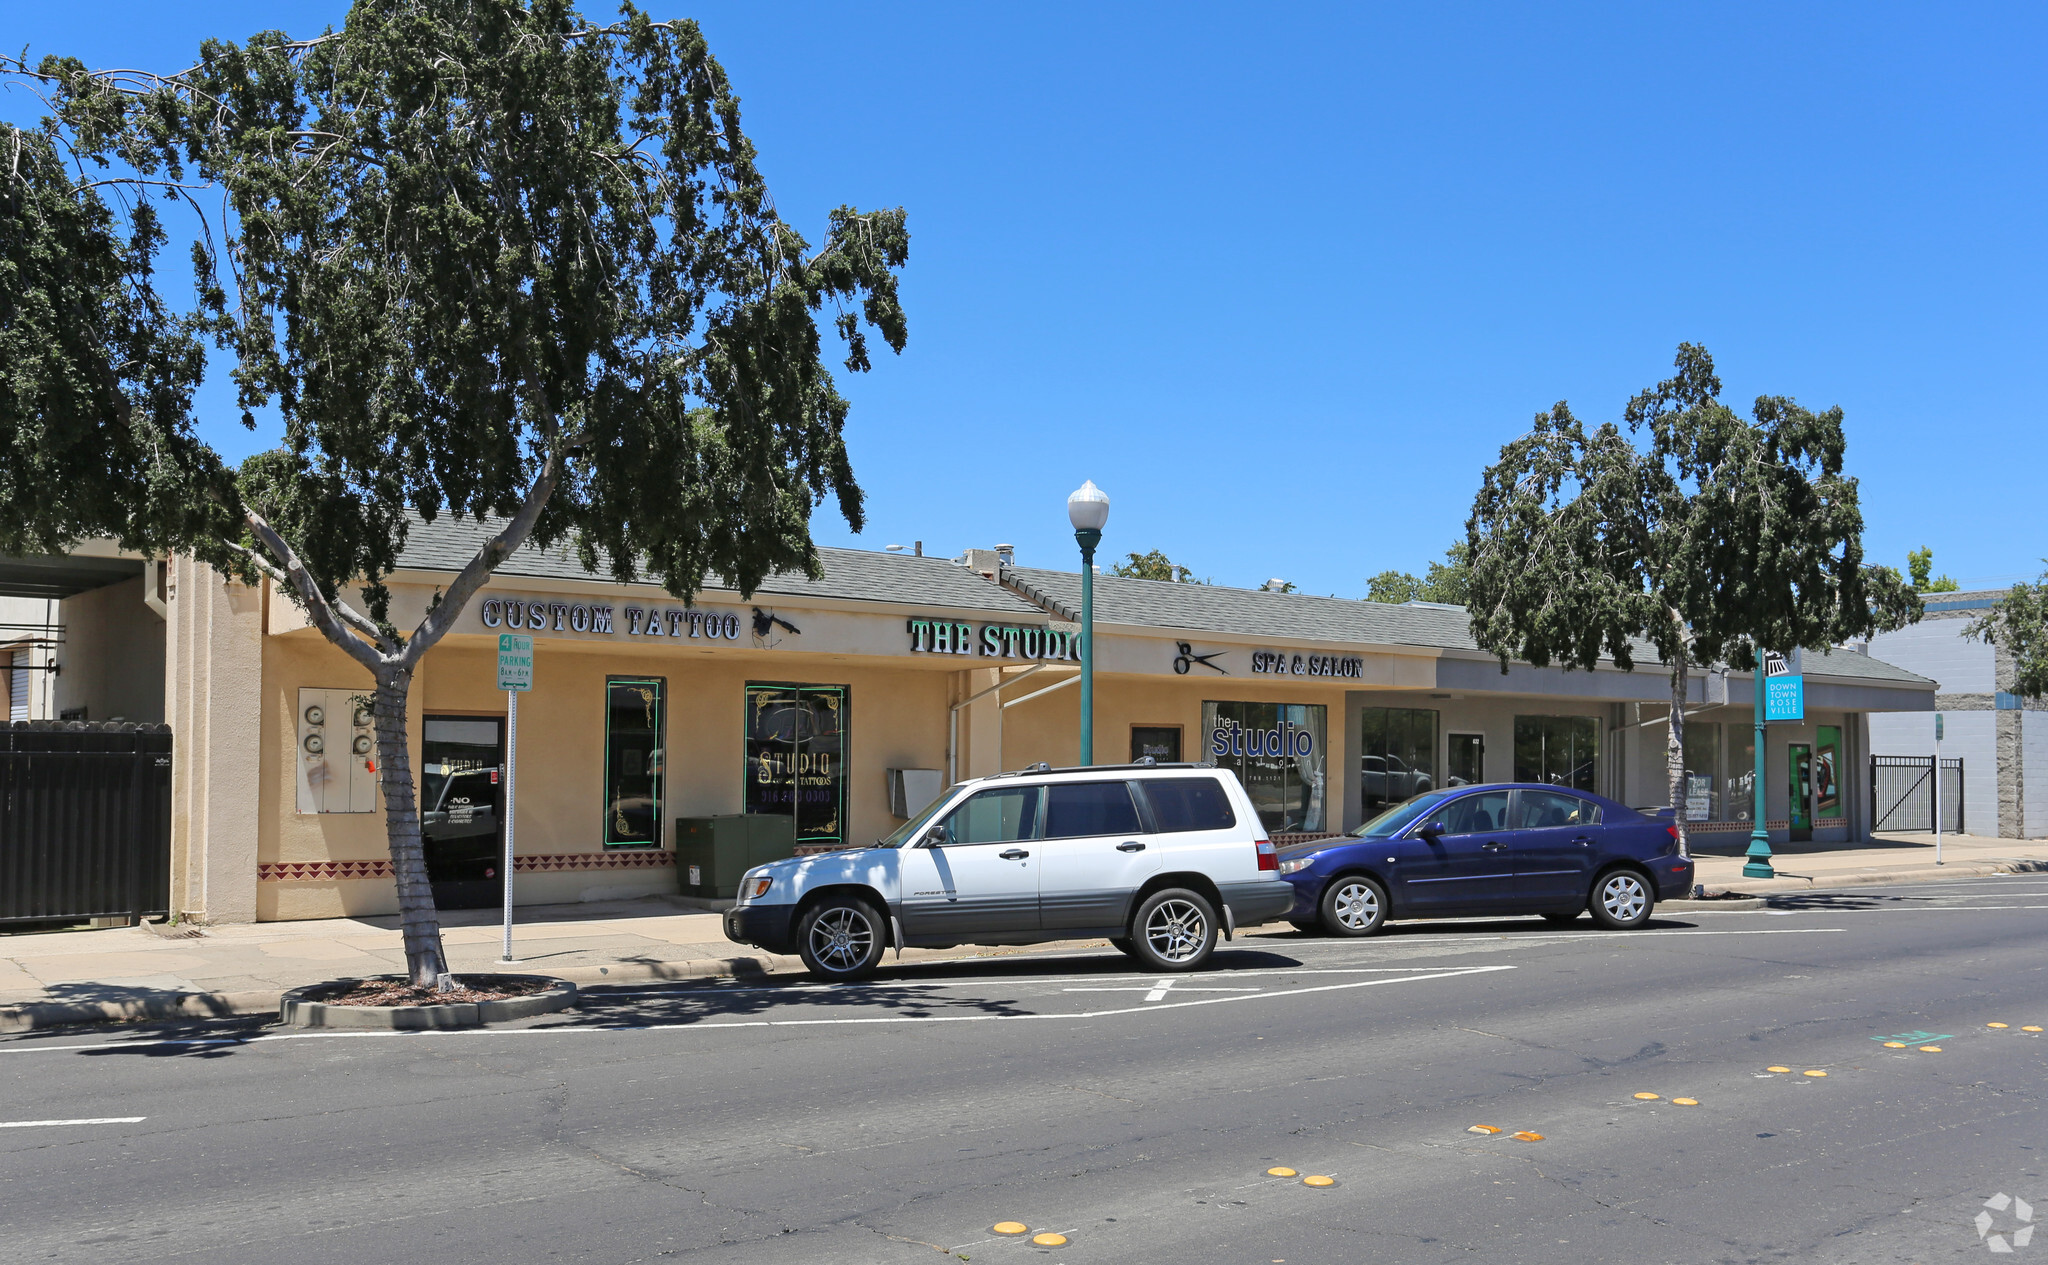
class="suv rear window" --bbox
[1043,781,1144,838]
[1139,777,1236,832]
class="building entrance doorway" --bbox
[1787,743,1813,842]
[1448,733,1484,787]
[420,715,507,909]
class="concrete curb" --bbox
[278,976,579,1030]
[1700,857,2048,895]
[0,990,279,1035]
[1658,898,1768,912]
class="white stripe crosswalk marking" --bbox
[0,1116,145,1128]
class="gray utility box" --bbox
[675,814,798,898]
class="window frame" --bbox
[601,675,667,848]
[1040,779,1148,841]
[932,784,1044,848]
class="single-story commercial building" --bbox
[6,521,1937,922]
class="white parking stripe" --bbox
[1,965,1519,1055]
[0,1117,145,1128]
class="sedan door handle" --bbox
[1572,836,1593,846]
[1482,840,1506,851]
[1116,841,1146,853]
[1000,848,1030,860]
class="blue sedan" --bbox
[1276,783,1695,935]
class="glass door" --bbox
[1448,733,1484,786]
[1787,743,1813,842]
[420,715,506,909]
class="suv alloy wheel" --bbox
[796,896,887,981]
[1126,888,1219,972]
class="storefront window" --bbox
[1512,715,1599,792]
[1727,730,1756,822]
[604,678,665,846]
[1815,725,1843,821]
[1203,701,1326,834]
[1359,707,1439,819]
[1683,721,1721,821]
[745,684,849,847]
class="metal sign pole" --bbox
[1933,712,1943,865]
[501,687,518,962]
[494,631,532,966]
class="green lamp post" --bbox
[1742,645,1776,879]
[1067,480,1110,766]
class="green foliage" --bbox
[1110,549,1208,584]
[1966,567,2048,698]
[1906,547,1958,592]
[4,0,908,617]
[1465,343,1920,677]
[1367,544,1471,606]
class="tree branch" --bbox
[242,509,387,676]
[399,443,561,670]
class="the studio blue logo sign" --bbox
[1209,718,1316,759]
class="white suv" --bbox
[723,763,1293,980]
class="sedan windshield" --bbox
[1354,789,1455,838]
[872,787,959,849]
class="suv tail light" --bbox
[1256,838,1277,872]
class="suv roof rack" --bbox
[988,760,1214,779]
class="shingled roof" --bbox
[392,517,1931,689]
[392,516,1044,618]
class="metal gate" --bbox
[1870,754,1964,834]
[0,721,172,923]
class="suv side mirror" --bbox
[1416,820,1446,841]
[923,822,953,848]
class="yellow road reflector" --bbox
[1031,1233,1068,1247]
[1672,1098,1699,1106]
[1989,1023,2009,1029]
[1267,1167,1298,1177]
[1919,1045,1942,1053]
[992,1222,1028,1235]
[1512,1131,1545,1142]
[1767,1066,1791,1073]
[1633,1092,1660,1100]
[1466,1126,1503,1135]
[1883,1041,1907,1048]
[1303,1175,1336,1187]
[1803,1070,1828,1077]
[2026,1026,2045,1033]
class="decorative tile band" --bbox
[260,851,675,882]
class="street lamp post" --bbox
[1743,645,1776,879]
[1067,480,1110,766]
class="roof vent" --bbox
[1260,578,1289,592]
[995,543,1015,567]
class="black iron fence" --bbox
[1871,754,1964,835]
[0,721,172,923]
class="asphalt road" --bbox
[5,874,2047,1264]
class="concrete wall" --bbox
[2025,712,2048,839]
[166,559,265,924]
[1868,708,1998,836]
[51,576,166,723]
[1869,617,1996,694]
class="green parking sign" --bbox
[496,634,533,692]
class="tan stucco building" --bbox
[4,521,1939,923]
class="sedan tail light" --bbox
[1255,838,1277,872]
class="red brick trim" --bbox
[259,851,675,882]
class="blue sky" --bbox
[8,3,2043,594]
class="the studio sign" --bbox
[1209,717,1316,759]
[1251,650,1365,679]
[481,596,745,641]
[907,617,1081,661]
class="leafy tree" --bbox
[2,1,908,986]
[1367,543,1472,606]
[1110,549,1208,584]
[1906,547,1959,593]
[1464,344,1919,852]
[1966,567,2048,698]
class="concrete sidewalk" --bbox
[1689,830,2048,893]
[5,832,2046,1031]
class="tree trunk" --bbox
[372,667,451,988]
[1667,652,1690,860]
